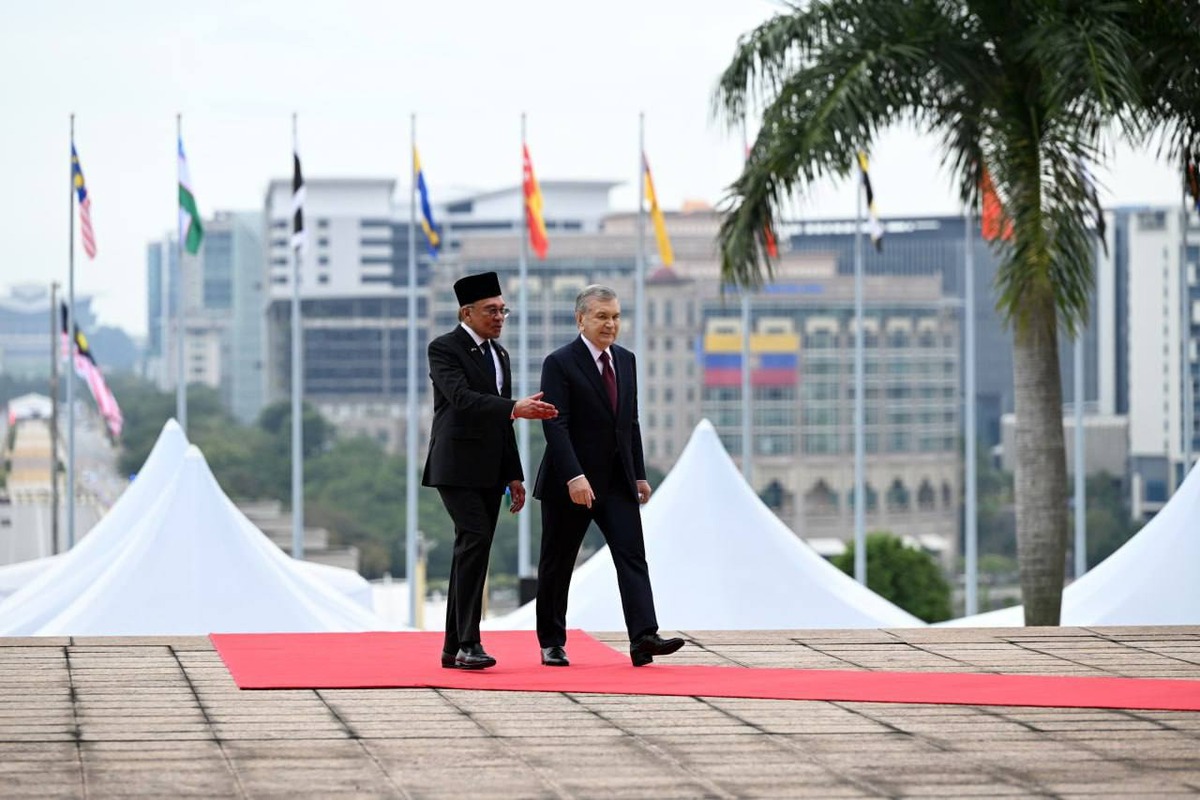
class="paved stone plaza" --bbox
[1,626,1198,798]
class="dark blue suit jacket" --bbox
[533,336,646,503]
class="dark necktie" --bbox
[479,340,498,392]
[599,351,617,413]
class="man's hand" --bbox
[508,480,526,513]
[568,475,595,509]
[512,391,558,420]
[636,480,652,505]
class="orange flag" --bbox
[981,168,1013,241]
[745,145,779,258]
[763,221,779,258]
[522,144,549,259]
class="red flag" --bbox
[1186,156,1200,213]
[745,145,780,258]
[522,144,549,259]
[981,168,1013,242]
[763,222,779,258]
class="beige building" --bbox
[446,208,961,561]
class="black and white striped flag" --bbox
[291,132,306,251]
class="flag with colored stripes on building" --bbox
[522,144,549,259]
[71,143,97,259]
[856,151,883,251]
[414,146,441,258]
[178,136,204,255]
[701,318,800,388]
[291,133,306,251]
[642,152,674,267]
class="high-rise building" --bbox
[1100,206,1200,518]
[0,285,96,377]
[145,211,264,422]
[212,212,266,424]
[262,179,432,451]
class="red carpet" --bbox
[210,630,1200,712]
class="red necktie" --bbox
[599,351,617,413]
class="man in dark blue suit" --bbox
[423,271,557,670]
[533,285,685,667]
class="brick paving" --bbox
[1,627,1199,798]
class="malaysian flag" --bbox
[71,143,96,259]
[60,302,123,439]
[291,132,306,250]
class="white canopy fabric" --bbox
[0,420,375,622]
[0,419,191,632]
[0,555,62,602]
[0,434,381,635]
[489,419,923,631]
[943,459,1200,627]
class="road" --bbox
[1,409,122,564]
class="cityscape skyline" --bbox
[1,0,1189,337]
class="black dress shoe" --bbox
[540,646,569,667]
[630,633,685,667]
[454,643,497,670]
[440,650,458,669]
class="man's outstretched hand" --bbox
[512,391,558,420]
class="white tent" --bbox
[489,420,923,631]
[0,441,381,635]
[943,459,1200,627]
[0,556,61,602]
[0,419,191,631]
[0,420,375,617]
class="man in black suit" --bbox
[423,271,557,670]
[533,284,685,667]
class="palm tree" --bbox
[714,1,1199,624]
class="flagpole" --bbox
[66,113,77,551]
[49,281,60,556]
[1182,206,1194,479]
[176,114,188,433]
[291,112,305,561]
[635,112,647,419]
[853,157,866,585]
[517,112,531,578]
[1073,293,1086,579]
[964,211,978,615]
[406,113,420,627]
[160,241,169,394]
[740,124,753,484]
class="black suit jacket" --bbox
[533,336,646,503]
[421,325,521,489]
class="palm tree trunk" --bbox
[1012,289,1069,625]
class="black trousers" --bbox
[436,485,503,654]
[535,464,658,647]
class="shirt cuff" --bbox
[567,474,586,486]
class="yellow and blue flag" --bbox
[414,147,441,258]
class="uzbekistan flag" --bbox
[178,136,204,255]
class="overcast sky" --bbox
[1,1,1185,337]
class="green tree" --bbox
[715,1,1199,624]
[833,532,953,622]
[1072,471,1142,571]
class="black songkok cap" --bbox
[453,272,503,306]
